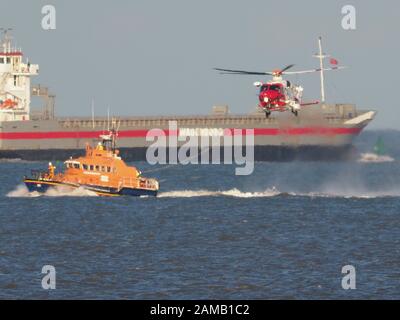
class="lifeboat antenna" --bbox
[107,106,110,131]
[91,98,95,129]
[116,118,121,133]
[110,117,119,153]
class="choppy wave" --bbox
[7,184,98,197]
[0,158,43,164]
[358,153,394,163]
[296,191,400,199]
[0,158,23,163]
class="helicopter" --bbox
[214,38,345,118]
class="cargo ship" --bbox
[0,31,375,161]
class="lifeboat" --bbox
[23,129,159,196]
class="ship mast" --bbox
[313,37,329,103]
[0,28,13,52]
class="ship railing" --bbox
[119,177,137,190]
[142,178,159,190]
[119,177,158,190]
[56,109,368,129]
[12,63,39,74]
[57,114,278,128]
[30,169,46,180]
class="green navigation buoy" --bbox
[373,137,386,156]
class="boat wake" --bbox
[7,184,98,197]
[358,153,394,163]
[158,187,281,198]
[158,187,400,199]
[7,185,400,200]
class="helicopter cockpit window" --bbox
[260,85,269,92]
[269,85,281,92]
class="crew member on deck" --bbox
[48,162,55,179]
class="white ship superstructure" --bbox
[0,29,38,122]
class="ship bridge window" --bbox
[6,57,10,64]
[0,57,4,64]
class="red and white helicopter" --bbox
[214,38,345,117]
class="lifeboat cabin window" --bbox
[65,161,81,169]
[107,167,111,173]
[95,165,100,171]
[101,166,106,172]
[90,165,94,171]
[83,164,88,170]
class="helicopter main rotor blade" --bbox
[283,66,347,75]
[214,65,345,76]
[280,64,295,72]
[213,68,272,75]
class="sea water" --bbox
[0,130,399,299]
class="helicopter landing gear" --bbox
[265,110,271,118]
[292,110,298,116]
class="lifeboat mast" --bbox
[99,119,120,155]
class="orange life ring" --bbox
[0,99,17,109]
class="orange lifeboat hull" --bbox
[23,178,158,197]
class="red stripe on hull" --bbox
[0,52,23,56]
[0,127,362,140]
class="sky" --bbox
[2,0,400,129]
